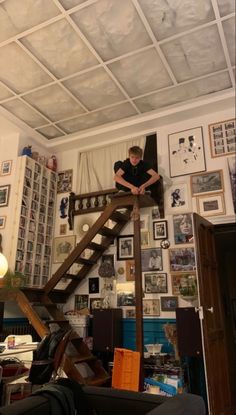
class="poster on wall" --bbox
[168,126,206,177]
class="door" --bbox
[193,213,233,415]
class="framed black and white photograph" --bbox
[52,235,76,263]
[89,277,100,294]
[190,170,224,196]
[153,220,168,240]
[57,169,73,193]
[169,247,196,272]
[165,183,191,214]
[117,235,134,260]
[144,272,167,293]
[143,299,160,316]
[151,207,160,220]
[161,296,179,312]
[0,160,12,176]
[0,185,10,207]
[74,294,89,310]
[0,216,6,229]
[173,213,194,244]
[208,118,236,158]
[197,193,225,217]
[141,248,163,272]
[168,126,206,177]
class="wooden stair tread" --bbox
[85,375,111,386]
[75,258,96,265]
[69,355,97,364]
[110,210,130,222]
[98,227,118,237]
[87,242,106,251]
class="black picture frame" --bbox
[117,235,134,260]
[161,296,179,312]
[88,277,99,294]
[153,220,168,240]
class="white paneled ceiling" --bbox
[0,0,235,141]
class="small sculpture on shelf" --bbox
[21,145,32,157]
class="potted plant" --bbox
[3,270,26,289]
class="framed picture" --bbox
[101,254,115,269]
[125,309,136,318]
[173,213,194,244]
[227,157,236,214]
[141,230,150,248]
[143,299,160,316]
[117,282,135,306]
[74,294,89,310]
[141,248,163,272]
[140,214,149,230]
[168,126,206,177]
[126,260,135,281]
[0,185,10,207]
[59,224,67,235]
[165,183,191,214]
[151,207,161,220]
[153,220,168,240]
[117,235,134,260]
[190,170,224,196]
[0,216,6,229]
[90,297,102,313]
[169,247,196,272]
[89,277,99,294]
[0,160,12,176]
[171,272,197,295]
[52,235,76,263]
[144,272,168,293]
[197,193,225,217]
[57,169,73,193]
[208,118,236,158]
[161,296,179,312]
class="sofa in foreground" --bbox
[0,379,205,415]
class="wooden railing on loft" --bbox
[68,178,164,230]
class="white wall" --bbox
[52,103,235,318]
[0,100,235,319]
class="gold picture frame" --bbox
[208,118,236,158]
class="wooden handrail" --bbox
[68,179,164,230]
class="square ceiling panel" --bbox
[0,0,60,43]
[0,0,234,141]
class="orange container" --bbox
[112,348,140,392]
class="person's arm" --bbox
[114,168,139,194]
[139,169,160,194]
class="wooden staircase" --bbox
[1,193,156,386]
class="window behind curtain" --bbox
[77,136,146,194]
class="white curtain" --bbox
[77,136,146,193]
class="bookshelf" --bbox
[10,156,57,287]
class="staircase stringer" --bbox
[44,196,134,296]
[16,290,49,338]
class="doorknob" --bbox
[206,307,214,313]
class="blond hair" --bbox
[128,146,143,158]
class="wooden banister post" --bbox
[132,196,144,391]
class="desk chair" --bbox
[3,329,73,405]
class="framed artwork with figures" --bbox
[168,126,206,177]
